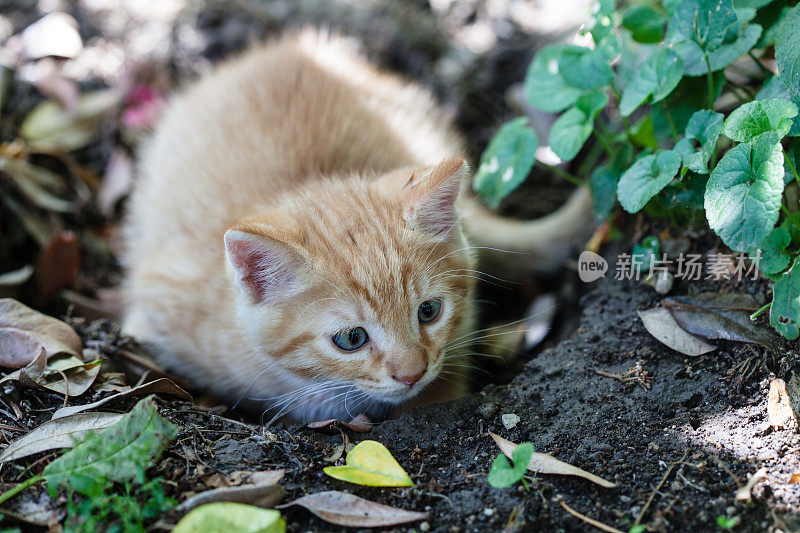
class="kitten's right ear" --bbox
[224,230,304,305]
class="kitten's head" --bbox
[223,157,476,416]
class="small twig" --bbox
[634,450,689,526]
[54,369,70,408]
[555,495,625,533]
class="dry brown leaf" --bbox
[0,411,124,462]
[637,307,716,356]
[0,490,64,526]
[177,470,285,513]
[51,377,192,419]
[0,298,82,368]
[277,491,427,527]
[489,432,617,488]
[307,414,372,433]
[0,349,102,396]
[768,378,796,430]
[37,231,81,299]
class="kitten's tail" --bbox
[461,187,595,277]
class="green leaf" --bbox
[722,99,798,142]
[755,76,800,136]
[734,0,775,8]
[617,150,682,213]
[704,133,785,251]
[775,3,800,104]
[771,256,800,339]
[589,164,619,222]
[751,226,791,277]
[629,115,658,150]
[323,440,414,487]
[173,503,285,533]
[620,48,684,116]
[667,0,737,52]
[524,46,586,113]
[632,236,661,272]
[473,118,538,208]
[42,396,178,498]
[674,110,724,173]
[675,24,762,75]
[487,442,534,489]
[588,0,616,44]
[549,92,607,162]
[558,47,614,90]
[622,5,667,43]
[651,72,725,138]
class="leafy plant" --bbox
[474,0,800,339]
[487,441,534,489]
[0,396,178,530]
[717,514,738,529]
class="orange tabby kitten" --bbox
[122,30,592,422]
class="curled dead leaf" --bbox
[0,349,101,396]
[307,413,372,433]
[37,231,81,299]
[51,377,192,419]
[278,491,427,527]
[0,412,124,462]
[177,470,285,513]
[637,307,716,356]
[489,432,616,488]
[0,298,82,368]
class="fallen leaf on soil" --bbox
[489,432,617,488]
[0,298,82,367]
[43,396,178,497]
[637,307,716,356]
[0,411,125,463]
[278,491,427,527]
[177,470,285,513]
[37,231,81,299]
[735,467,768,502]
[663,293,780,352]
[0,490,64,526]
[51,377,192,419]
[173,503,285,533]
[0,349,102,396]
[768,378,796,430]
[323,440,413,487]
[307,413,372,433]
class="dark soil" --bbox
[1,1,799,532]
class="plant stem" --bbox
[520,477,529,492]
[785,149,800,188]
[750,302,772,321]
[0,474,44,505]
[594,121,615,158]
[704,54,715,109]
[536,160,586,186]
[662,102,679,142]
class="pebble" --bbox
[483,508,495,516]
[478,402,498,418]
[420,522,430,532]
[502,413,520,429]
[648,441,660,453]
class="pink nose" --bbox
[392,370,425,387]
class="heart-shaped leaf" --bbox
[549,91,607,161]
[323,440,413,487]
[487,442,533,488]
[617,150,682,213]
[558,46,614,90]
[173,503,285,533]
[620,48,684,116]
[723,99,798,142]
[524,46,586,113]
[278,491,427,527]
[473,118,537,208]
[771,257,800,340]
[674,110,724,173]
[668,0,737,52]
[756,76,800,137]
[622,5,667,43]
[705,132,784,251]
[775,3,800,103]
[752,226,792,277]
[675,24,762,75]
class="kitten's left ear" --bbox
[401,157,470,237]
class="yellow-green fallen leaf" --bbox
[323,440,413,487]
[173,503,285,533]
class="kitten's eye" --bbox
[332,327,369,351]
[418,299,441,324]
